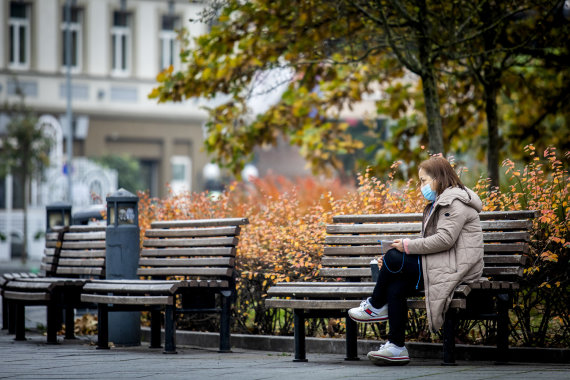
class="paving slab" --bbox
[0,331,569,380]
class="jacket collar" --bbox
[423,187,482,227]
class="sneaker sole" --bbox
[347,314,388,323]
[367,353,410,366]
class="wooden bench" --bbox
[3,225,106,343]
[265,210,537,364]
[81,217,249,353]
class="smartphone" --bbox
[379,240,395,254]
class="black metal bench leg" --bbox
[219,293,232,353]
[442,311,457,365]
[8,300,16,334]
[2,296,8,330]
[150,310,162,348]
[163,305,177,354]
[65,306,76,340]
[96,304,109,350]
[14,303,26,341]
[47,303,59,344]
[496,293,510,364]
[345,314,359,361]
[293,309,308,362]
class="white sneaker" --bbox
[367,341,410,365]
[348,298,388,323]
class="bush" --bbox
[137,147,568,347]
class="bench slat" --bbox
[137,267,232,277]
[150,218,249,229]
[62,241,106,249]
[321,255,527,267]
[43,258,105,267]
[64,231,106,240]
[325,232,529,245]
[83,282,183,294]
[482,267,524,277]
[142,236,238,248]
[81,294,173,305]
[4,290,51,301]
[145,226,239,238]
[326,220,532,234]
[407,298,466,309]
[320,267,524,278]
[141,247,236,257]
[53,267,104,276]
[333,211,538,223]
[138,258,234,267]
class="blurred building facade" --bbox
[0,0,210,261]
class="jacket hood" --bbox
[435,187,482,213]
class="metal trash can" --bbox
[105,189,140,346]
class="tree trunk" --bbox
[421,68,445,155]
[484,80,500,190]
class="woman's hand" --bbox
[392,239,404,252]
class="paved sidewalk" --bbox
[1,331,569,380]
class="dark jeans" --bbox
[370,248,423,347]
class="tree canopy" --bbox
[151,0,569,183]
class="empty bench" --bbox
[3,225,106,343]
[265,210,536,364]
[81,217,249,353]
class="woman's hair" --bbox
[419,156,465,195]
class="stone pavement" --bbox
[1,331,569,380]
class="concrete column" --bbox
[35,0,58,73]
[161,138,173,198]
[135,1,158,79]
[86,0,108,76]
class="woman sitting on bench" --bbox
[348,156,484,366]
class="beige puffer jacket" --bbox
[406,186,484,332]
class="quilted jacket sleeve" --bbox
[406,200,468,255]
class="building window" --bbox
[159,15,179,71]
[170,156,191,195]
[9,2,31,69]
[111,11,132,76]
[61,6,83,72]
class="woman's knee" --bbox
[383,248,404,270]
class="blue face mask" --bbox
[421,183,437,201]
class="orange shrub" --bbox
[136,147,568,347]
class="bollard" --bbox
[106,189,141,346]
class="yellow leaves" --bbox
[540,251,558,262]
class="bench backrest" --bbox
[139,218,249,286]
[321,211,537,283]
[41,225,106,278]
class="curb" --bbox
[141,328,569,363]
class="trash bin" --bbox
[106,189,140,346]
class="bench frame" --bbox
[3,225,106,343]
[81,217,248,354]
[266,210,537,364]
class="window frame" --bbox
[159,15,180,71]
[111,11,132,77]
[60,6,83,73]
[8,2,31,70]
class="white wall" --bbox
[35,0,58,73]
[86,0,109,76]
[136,1,159,79]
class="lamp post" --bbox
[45,202,72,232]
[64,0,74,205]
